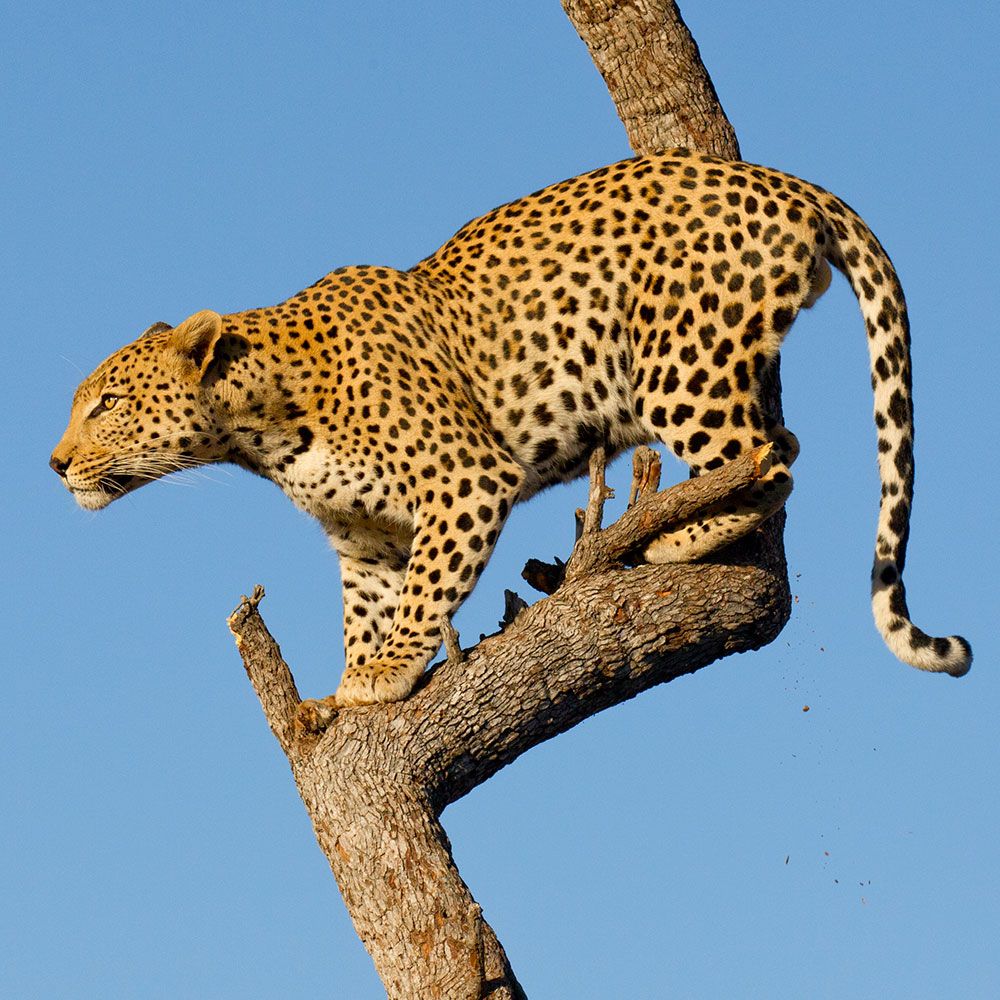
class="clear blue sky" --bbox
[4,2,997,997]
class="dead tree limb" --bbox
[230,3,789,997]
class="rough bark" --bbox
[561,0,741,159]
[230,4,789,997]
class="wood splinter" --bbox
[441,618,464,665]
[628,446,662,507]
[575,446,613,541]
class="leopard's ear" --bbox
[167,310,223,378]
[140,321,173,338]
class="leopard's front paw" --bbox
[295,695,339,734]
[335,661,422,707]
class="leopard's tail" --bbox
[818,195,971,676]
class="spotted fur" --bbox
[51,150,971,707]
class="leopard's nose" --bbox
[49,453,71,478]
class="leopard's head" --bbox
[51,311,228,510]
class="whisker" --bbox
[146,476,197,489]
[103,455,226,490]
[108,455,203,474]
[100,432,238,488]
[174,468,232,486]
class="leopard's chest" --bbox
[236,429,388,522]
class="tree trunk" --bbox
[230,3,788,997]
[562,0,740,159]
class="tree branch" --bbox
[227,585,301,759]
[565,443,772,580]
[230,452,788,996]
[228,4,785,997]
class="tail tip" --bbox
[942,635,973,678]
[906,630,972,677]
[873,577,972,677]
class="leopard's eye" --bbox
[88,393,121,419]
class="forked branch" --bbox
[566,443,773,581]
[229,446,788,998]
[228,4,786,997]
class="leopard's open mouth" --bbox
[100,473,141,495]
[69,474,151,510]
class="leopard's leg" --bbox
[767,422,800,466]
[641,410,798,565]
[334,458,524,707]
[296,522,409,730]
[338,553,408,671]
[802,256,832,309]
[632,243,819,563]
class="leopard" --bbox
[51,149,971,723]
